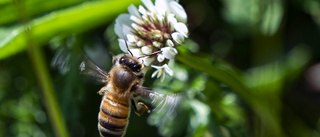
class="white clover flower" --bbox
[114,0,188,81]
[161,47,177,59]
[151,64,173,82]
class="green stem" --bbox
[16,1,68,137]
[14,0,69,136]
[28,44,69,137]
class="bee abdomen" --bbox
[98,119,125,137]
[98,95,129,137]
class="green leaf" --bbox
[177,45,311,137]
[0,0,142,60]
[0,0,86,25]
[176,46,252,102]
[260,0,283,35]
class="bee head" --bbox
[118,55,143,72]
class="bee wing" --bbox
[78,56,109,83]
[134,85,185,116]
[51,49,109,83]
[51,49,72,72]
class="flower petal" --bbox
[126,34,136,43]
[169,1,187,23]
[160,73,165,82]
[155,0,169,15]
[167,13,178,26]
[171,32,185,45]
[161,47,178,59]
[118,39,128,53]
[163,64,174,76]
[114,23,123,38]
[122,24,134,36]
[156,14,164,26]
[128,4,141,18]
[130,48,143,57]
[174,22,188,37]
[157,69,163,78]
[151,69,159,78]
[143,57,155,66]
[138,5,148,15]
[114,14,132,38]
[141,0,155,12]
[115,14,131,25]
[151,65,164,69]
[130,15,144,25]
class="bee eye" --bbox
[130,64,141,72]
[120,58,125,64]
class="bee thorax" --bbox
[112,68,136,92]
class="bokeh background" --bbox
[1,0,320,137]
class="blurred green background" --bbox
[1,0,320,137]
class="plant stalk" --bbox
[27,44,69,137]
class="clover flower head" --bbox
[114,0,188,81]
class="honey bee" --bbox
[96,54,150,137]
[53,45,182,137]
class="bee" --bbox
[85,52,182,137]
[95,53,150,137]
[53,44,182,137]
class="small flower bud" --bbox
[166,39,174,47]
[137,30,147,37]
[153,41,162,48]
[157,54,165,62]
[163,33,171,39]
[151,29,163,40]
[141,46,153,54]
[136,40,146,47]
[131,23,144,32]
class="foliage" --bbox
[1,0,320,137]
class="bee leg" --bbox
[131,99,150,116]
[98,86,107,95]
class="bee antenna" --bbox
[123,34,133,56]
[138,50,162,59]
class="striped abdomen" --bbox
[98,93,130,137]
